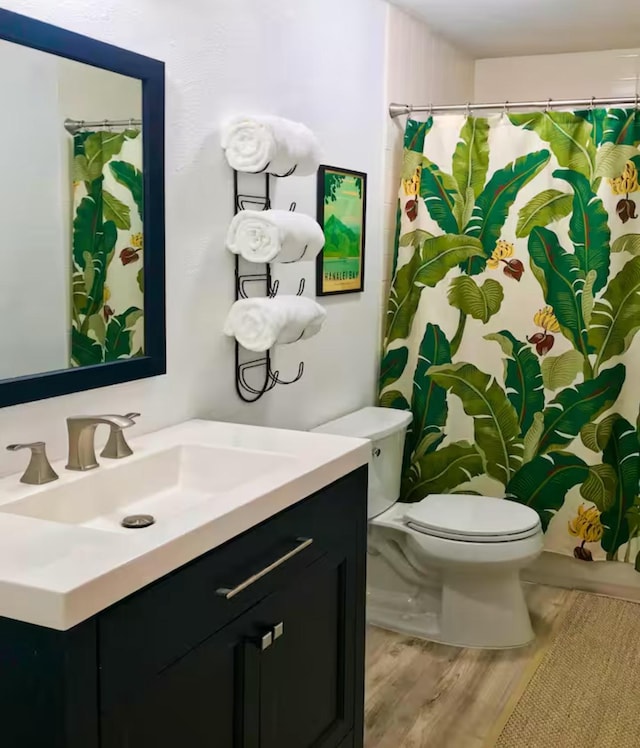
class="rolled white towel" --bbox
[221,115,320,176]
[226,209,325,264]
[224,296,326,352]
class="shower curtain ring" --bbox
[407,104,413,117]
[466,102,471,117]
[590,96,596,111]
[635,94,639,111]
[104,119,110,131]
[545,98,553,113]
[427,103,433,118]
[502,100,510,117]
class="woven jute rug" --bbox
[486,592,640,748]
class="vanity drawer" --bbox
[98,466,366,709]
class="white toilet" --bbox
[313,407,544,649]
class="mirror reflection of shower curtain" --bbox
[70,127,144,366]
[380,110,640,569]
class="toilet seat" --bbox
[403,494,541,544]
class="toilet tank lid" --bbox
[312,406,413,441]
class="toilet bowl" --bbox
[313,407,544,649]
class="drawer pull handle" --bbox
[216,537,314,599]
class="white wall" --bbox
[0,0,387,477]
[382,4,475,295]
[0,42,68,379]
[475,49,640,101]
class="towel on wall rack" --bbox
[221,115,320,176]
[226,209,325,264]
[223,296,326,352]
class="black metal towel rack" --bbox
[233,168,306,403]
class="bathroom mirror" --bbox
[0,9,165,407]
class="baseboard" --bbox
[522,551,640,603]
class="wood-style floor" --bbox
[364,584,575,748]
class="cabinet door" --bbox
[100,610,259,748]
[256,550,358,748]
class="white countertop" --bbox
[0,420,369,630]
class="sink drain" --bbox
[121,514,155,529]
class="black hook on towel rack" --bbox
[255,163,298,178]
[236,352,305,402]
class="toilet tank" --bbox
[312,407,413,518]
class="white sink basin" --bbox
[0,419,369,630]
[0,445,295,532]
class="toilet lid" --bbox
[403,494,541,542]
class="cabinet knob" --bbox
[273,622,284,641]
[260,631,273,651]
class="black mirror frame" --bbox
[0,8,166,408]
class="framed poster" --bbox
[316,165,367,296]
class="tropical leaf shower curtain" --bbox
[71,128,144,366]
[380,110,640,568]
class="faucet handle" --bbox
[7,442,59,485]
[101,412,140,460]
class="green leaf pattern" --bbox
[381,111,640,568]
[71,129,144,366]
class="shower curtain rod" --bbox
[389,95,640,119]
[63,117,142,134]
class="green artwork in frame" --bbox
[316,165,367,296]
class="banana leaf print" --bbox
[403,441,484,502]
[515,189,574,238]
[71,129,144,366]
[509,111,597,182]
[528,227,592,365]
[505,452,590,531]
[589,256,640,373]
[385,234,483,343]
[379,347,409,392]
[612,233,640,255]
[464,149,550,273]
[554,169,611,293]
[452,117,490,199]
[484,330,544,435]
[602,109,640,146]
[574,107,608,146]
[448,277,504,323]
[428,362,524,486]
[406,324,451,461]
[380,111,640,572]
[600,417,640,559]
[419,158,461,234]
[536,364,625,453]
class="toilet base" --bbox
[439,569,534,648]
[367,572,534,650]
[367,521,539,649]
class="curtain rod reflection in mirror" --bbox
[389,95,640,118]
[63,117,142,134]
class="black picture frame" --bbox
[0,8,165,408]
[316,165,367,296]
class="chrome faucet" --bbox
[66,413,139,471]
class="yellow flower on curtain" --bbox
[402,168,421,197]
[569,504,604,561]
[130,232,144,250]
[487,239,524,281]
[533,306,560,333]
[487,239,514,268]
[609,161,640,196]
[609,161,640,224]
[528,306,560,356]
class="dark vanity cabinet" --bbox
[0,467,367,748]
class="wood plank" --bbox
[364,584,575,748]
